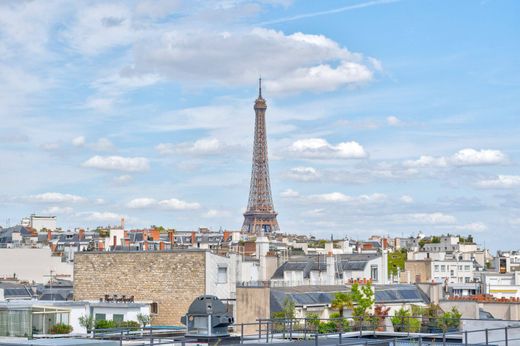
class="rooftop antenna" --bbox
[258,77,262,98]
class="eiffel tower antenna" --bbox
[242,79,279,234]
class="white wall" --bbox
[31,216,56,231]
[0,247,73,283]
[205,252,234,300]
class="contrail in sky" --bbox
[258,0,401,26]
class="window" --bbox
[151,302,159,314]
[458,265,462,270]
[370,265,378,282]
[113,314,124,324]
[95,313,106,321]
[465,265,471,271]
[441,265,446,271]
[217,265,228,284]
[434,265,439,272]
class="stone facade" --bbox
[74,250,206,326]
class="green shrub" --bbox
[49,323,73,334]
[391,308,421,333]
[306,313,320,331]
[437,307,462,332]
[318,321,337,334]
[95,319,117,329]
[119,320,140,330]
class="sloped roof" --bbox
[271,253,378,279]
[270,284,429,312]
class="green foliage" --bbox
[458,234,474,244]
[318,321,337,334]
[95,320,117,329]
[49,323,73,334]
[78,314,95,332]
[279,297,296,319]
[331,291,353,317]
[388,250,407,277]
[350,282,375,318]
[95,319,141,330]
[391,308,420,333]
[137,313,152,327]
[119,321,140,330]
[437,307,462,332]
[306,313,320,330]
[308,240,327,248]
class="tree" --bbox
[272,297,295,320]
[331,292,353,317]
[437,307,462,332]
[137,313,152,328]
[388,249,407,277]
[391,307,421,333]
[350,282,375,318]
[78,314,95,333]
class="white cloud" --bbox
[30,192,85,203]
[280,189,299,198]
[400,195,414,204]
[79,211,124,223]
[127,197,201,210]
[308,192,386,204]
[84,97,115,112]
[40,142,60,151]
[305,208,326,217]
[158,198,201,210]
[95,198,106,205]
[64,3,135,55]
[386,116,400,126]
[451,149,506,166]
[43,206,74,215]
[92,138,115,151]
[127,197,157,209]
[82,155,149,172]
[203,209,231,218]
[404,149,507,168]
[156,138,230,156]
[72,136,86,147]
[403,155,448,168]
[289,138,367,159]
[456,222,488,232]
[134,28,378,93]
[405,213,457,225]
[287,166,320,181]
[113,175,133,184]
[477,175,520,189]
[266,61,373,94]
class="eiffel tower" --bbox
[242,79,280,234]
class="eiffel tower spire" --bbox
[242,79,279,234]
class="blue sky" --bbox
[0,0,519,250]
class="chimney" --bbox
[159,241,165,251]
[382,238,388,250]
[223,231,231,242]
[144,240,148,251]
[112,235,117,249]
[326,252,335,285]
[168,230,174,248]
[191,231,196,245]
[78,229,85,241]
[151,228,160,241]
[47,230,52,242]
[120,217,125,229]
